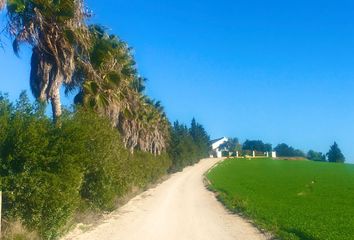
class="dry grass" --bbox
[2,220,39,240]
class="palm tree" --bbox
[75,25,169,154]
[74,25,137,121]
[5,0,91,122]
[138,98,169,154]
[0,0,5,10]
[0,0,5,46]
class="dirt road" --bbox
[63,158,268,240]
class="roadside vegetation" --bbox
[0,93,171,239]
[207,158,354,240]
[0,1,350,240]
[0,1,210,239]
[0,87,210,240]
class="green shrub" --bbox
[0,92,197,239]
[128,152,171,188]
[0,93,84,239]
[59,109,129,211]
[61,110,171,211]
[5,171,82,239]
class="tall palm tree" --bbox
[0,1,5,48]
[136,97,169,155]
[0,0,5,46]
[5,0,91,122]
[74,25,137,122]
[0,0,5,10]
[75,25,169,154]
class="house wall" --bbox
[211,137,228,158]
[216,150,222,158]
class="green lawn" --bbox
[207,158,354,240]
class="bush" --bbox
[61,109,130,211]
[0,94,172,238]
[128,152,171,188]
[0,93,84,239]
[1,93,209,239]
[66,110,171,211]
[4,172,82,239]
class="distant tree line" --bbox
[243,140,272,152]
[306,150,326,162]
[274,143,306,157]
[224,138,346,163]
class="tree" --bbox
[5,0,91,122]
[168,121,195,171]
[168,120,210,172]
[218,138,241,152]
[189,118,210,159]
[243,140,272,152]
[134,97,170,155]
[307,150,326,162]
[326,142,345,163]
[274,143,305,157]
[0,0,6,48]
[0,0,5,10]
[74,25,169,154]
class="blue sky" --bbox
[1,0,354,162]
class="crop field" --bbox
[207,158,354,240]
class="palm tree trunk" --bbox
[51,87,62,123]
[0,0,6,10]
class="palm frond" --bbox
[73,25,170,154]
[6,0,92,120]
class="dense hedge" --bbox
[0,95,210,238]
[0,93,172,239]
[0,93,209,239]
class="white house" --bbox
[210,137,229,158]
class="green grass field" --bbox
[207,158,354,240]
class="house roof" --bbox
[210,137,226,145]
